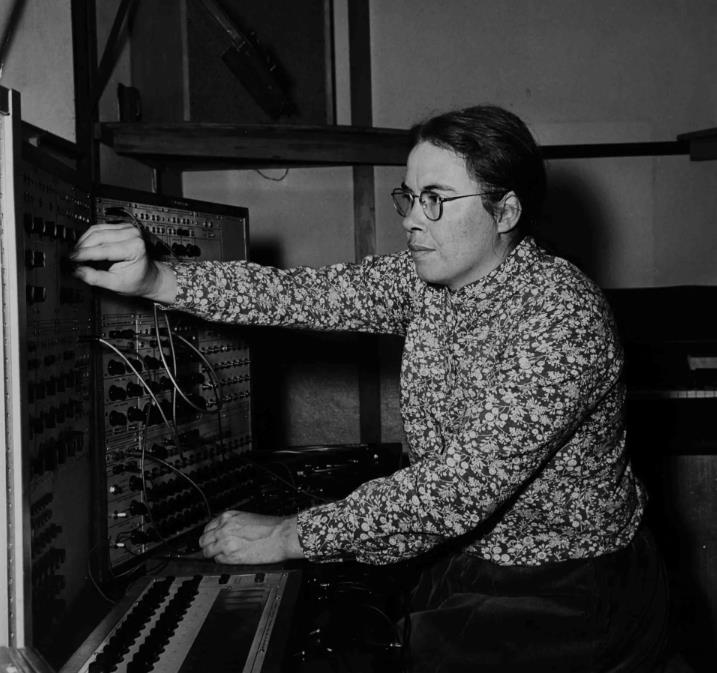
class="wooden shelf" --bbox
[99,122,413,169]
[99,122,691,170]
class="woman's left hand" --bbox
[199,511,304,564]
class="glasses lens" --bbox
[420,192,441,221]
[391,190,413,217]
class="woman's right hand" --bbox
[70,222,177,303]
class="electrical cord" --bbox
[152,304,208,414]
[171,331,225,408]
[249,459,334,505]
[127,450,213,523]
[138,405,170,544]
[98,338,177,436]
[85,546,117,605]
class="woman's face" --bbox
[401,141,508,291]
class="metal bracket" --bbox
[0,0,28,79]
[91,0,139,107]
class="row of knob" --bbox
[107,357,154,375]
[210,359,251,370]
[25,249,46,268]
[107,437,239,483]
[145,240,203,259]
[205,392,250,410]
[24,213,81,242]
[32,522,62,558]
[26,284,87,305]
[29,399,84,436]
[33,546,66,582]
[108,398,204,427]
[30,491,54,516]
[32,508,54,530]
[107,372,205,400]
[134,210,206,227]
[155,506,207,538]
[170,242,202,257]
[199,344,246,354]
[27,348,78,369]
[109,454,251,507]
[107,357,208,377]
[28,370,83,401]
[201,374,250,387]
[31,431,85,474]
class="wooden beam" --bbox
[677,128,717,161]
[544,140,688,160]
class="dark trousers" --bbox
[404,528,670,673]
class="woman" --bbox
[71,105,669,672]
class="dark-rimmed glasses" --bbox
[390,188,497,222]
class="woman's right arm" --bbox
[70,222,416,335]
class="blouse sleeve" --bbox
[296,287,623,564]
[166,252,417,336]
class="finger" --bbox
[75,222,139,247]
[73,262,149,294]
[71,238,145,264]
[203,518,221,534]
[199,532,221,555]
[198,526,219,547]
[72,232,143,262]
[200,514,237,542]
[216,510,240,525]
[71,265,115,289]
[214,553,237,564]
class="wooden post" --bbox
[71,0,99,182]
[348,0,381,445]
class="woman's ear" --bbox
[495,191,522,234]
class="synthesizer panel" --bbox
[1,92,96,651]
[95,186,253,573]
[24,157,95,650]
[2,85,256,657]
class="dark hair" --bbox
[409,105,546,235]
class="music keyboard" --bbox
[61,572,299,673]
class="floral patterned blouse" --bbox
[170,236,645,566]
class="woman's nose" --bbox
[401,204,425,232]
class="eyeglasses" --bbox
[390,188,498,222]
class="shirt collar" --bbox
[447,235,539,299]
